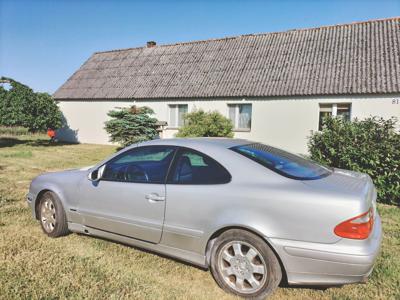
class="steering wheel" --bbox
[124,164,149,182]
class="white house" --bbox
[54,17,400,154]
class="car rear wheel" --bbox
[210,229,282,299]
[38,191,69,238]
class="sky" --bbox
[0,0,399,94]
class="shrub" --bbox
[176,109,233,138]
[0,77,62,132]
[104,105,159,147]
[308,116,400,206]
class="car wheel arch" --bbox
[204,225,288,284]
[34,189,66,220]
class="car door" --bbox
[162,147,232,252]
[78,145,176,243]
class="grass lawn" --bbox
[0,135,399,300]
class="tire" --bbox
[210,229,282,299]
[38,191,69,238]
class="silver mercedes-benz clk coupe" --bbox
[27,138,382,299]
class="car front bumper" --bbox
[26,192,37,219]
[269,214,382,286]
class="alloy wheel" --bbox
[217,241,267,294]
[41,198,56,233]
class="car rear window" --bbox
[231,143,331,180]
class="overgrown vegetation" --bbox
[308,117,400,206]
[0,135,399,299]
[0,77,63,132]
[104,105,159,147]
[0,126,29,136]
[176,109,233,138]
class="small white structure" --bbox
[54,18,400,154]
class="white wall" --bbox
[58,94,400,154]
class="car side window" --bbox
[102,146,176,183]
[169,148,231,184]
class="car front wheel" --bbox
[38,191,69,238]
[210,229,282,299]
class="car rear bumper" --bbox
[268,214,382,286]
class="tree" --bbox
[104,105,159,147]
[0,77,62,131]
[308,116,400,206]
[176,109,234,138]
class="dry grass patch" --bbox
[0,135,399,299]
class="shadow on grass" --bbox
[0,137,78,148]
[75,232,334,293]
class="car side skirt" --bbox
[67,222,208,268]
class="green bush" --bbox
[176,109,233,138]
[104,105,159,147]
[308,117,400,205]
[0,77,62,132]
[0,126,29,136]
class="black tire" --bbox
[38,191,69,238]
[210,229,282,299]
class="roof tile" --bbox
[54,18,400,100]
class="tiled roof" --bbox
[54,17,400,100]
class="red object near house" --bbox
[47,129,55,139]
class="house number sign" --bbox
[392,99,400,104]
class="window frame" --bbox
[318,103,351,131]
[227,103,252,131]
[166,147,232,185]
[168,104,188,128]
[100,145,178,184]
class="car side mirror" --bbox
[88,165,106,181]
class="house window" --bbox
[228,104,252,130]
[337,103,351,120]
[319,103,351,130]
[169,104,188,128]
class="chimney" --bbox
[146,41,156,48]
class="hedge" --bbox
[308,117,400,206]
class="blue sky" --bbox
[1,0,399,94]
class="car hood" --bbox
[35,167,90,182]
[29,166,91,200]
[78,165,94,171]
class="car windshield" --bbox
[231,143,331,180]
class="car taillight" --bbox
[334,208,374,240]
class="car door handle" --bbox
[145,193,165,202]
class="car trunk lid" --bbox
[302,168,377,217]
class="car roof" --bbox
[134,138,252,149]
